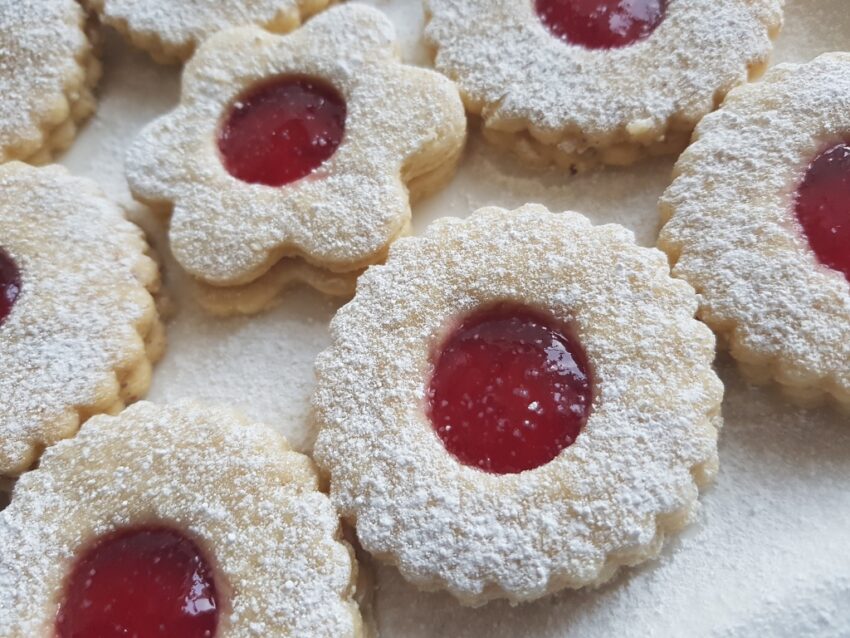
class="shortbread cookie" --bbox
[314,204,722,605]
[126,4,466,313]
[425,0,782,171]
[0,401,363,637]
[83,0,333,65]
[0,0,100,164]
[194,257,361,316]
[0,163,163,477]
[659,53,850,410]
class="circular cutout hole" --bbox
[0,248,21,327]
[427,303,593,474]
[534,0,667,49]
[57,526,220,638]
[218,76,347,187]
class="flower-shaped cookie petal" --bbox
[127,4,467,290]
[425,0,781,170]
[314,205,722,605]
[0,163,163,477]
[659,53,850,409]
[0,0,100,164]
[82,0,333,64]
[0,401,363,637]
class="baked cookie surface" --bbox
[425,0,782,171]
[0,163,163,477]
[314,204,722,605]
[0,401,363,637]
[659,52,850,409]
[0,0,100,164]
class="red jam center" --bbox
[795,143,850,283]
[535,0,667,49]
[0,248,21,326]
[427,305,592,474]
[218,76,346,187]
[57,527,219,638]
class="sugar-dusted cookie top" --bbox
[0,0,99,164]
[83,0,332,64]
[659,52,850,409]
[0,163,163,477]
[425,0,782,170]
[315,204,722,605]
[0,401,363,637]
[126,4,466,288]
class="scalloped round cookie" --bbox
[126,4,466,312]
[0,401,363,637]
[659,52,850,410]
[425,0,782,171]
[82,0,332,64]
[0,163,164,477]
[0,0,101,164]
[314,204,722,605]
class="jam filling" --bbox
[535,0,667,49]
[795,142,850,283]
[427,304,592,474]
[0,248,20,326]
[218,76,346,187]
[57,527,219,638]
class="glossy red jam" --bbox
[427,304,592,474]
[57,527,219,638]
[218,76,346,187]
[795,143,850,283]
[535,0,667,49]
[0,248,21,326]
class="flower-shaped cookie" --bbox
[0,401,364,637]
[425,0,782,171]
[314,205,722,605]
[126,4,466,315]
[0,163,164,477]
[659,53,850,410]
[0,0,100,164]
[82,0,333,64]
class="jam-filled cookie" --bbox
[314,205,722,605]
[126,4,466,315]
[0,401,363,637]
[82,0,332,64]
[659,53,850,410]
[425,0,782,171]
[0,0,100,164]
[0,163,163,477]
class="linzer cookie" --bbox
[0,401,363,637]
[659,53,850,410]
[425,0,782,171]
[126,4,466,315]
[0,0,100,164]
[82,0,333,64]
[0,163,163,478]
[314,205,722,605]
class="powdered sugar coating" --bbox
[659,52,850,408]
[83,0,332,64]
[0,401,362,637]
[425,0,782,169]
[314,205,722,605]
[126,3,466,288]
[0,0,99,164]
[0,163,162,476]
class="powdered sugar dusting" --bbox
[314,205,722,604]
[659,53,850,405]
[0,0,91,161]
[0,401,362,637]
[0,163,160,476]
[425,0,781,155]
[126,3,465,285]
